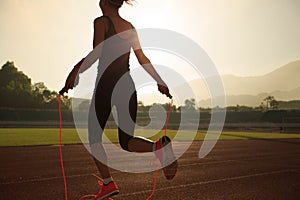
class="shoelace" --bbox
[79,174,114,200]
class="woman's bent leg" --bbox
[128,136,154,152]
[116,90,155,152]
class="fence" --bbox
[1,108,299,133]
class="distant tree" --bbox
[0,62,31,92]
[255,102,266,110]
[263,96,278,110]
[0,61,71,109]
[160,102,177,112]
[32,82,48,107]
[59,94,71,110]
[198,107,211,112]
[264,96,273,109]
[32,82,48,96]
[0,61,33,108]
[184,98,196,111]
[270,98,279,110]
[32,82,61,108]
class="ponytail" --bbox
[108,0,133,8]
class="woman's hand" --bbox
[158,84,172,99]
[60,67,79,95]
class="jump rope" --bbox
[57,94,173,200]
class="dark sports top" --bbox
[97,16,135,91]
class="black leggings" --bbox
[88,75,137,151]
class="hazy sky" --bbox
[1,0,300,92]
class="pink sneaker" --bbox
[94,180,119,200]
[80,174,119,200]
[155,136,178,180]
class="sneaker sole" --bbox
[96,190,119,200]
[163,159,177,180]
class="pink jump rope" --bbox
[58,89,173,200]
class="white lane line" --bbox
[0,159,237,185]
[1,156,299,185]
[0,173,91,185]
[118,168,300,197]
[0,171,118,185]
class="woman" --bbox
[61,0,177,199]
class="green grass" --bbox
[0,128,81,146]
[0,128,299,147]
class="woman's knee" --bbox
[119,136,133,152]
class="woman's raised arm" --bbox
[60,17,107,94]
[132,29,172,99]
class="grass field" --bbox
[0,128,300,147]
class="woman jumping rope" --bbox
[61,0,177,199]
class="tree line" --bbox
[1,61,299,111]
[0,61,200,112]
[0,61,70,110]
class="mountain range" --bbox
[221,60,300,95]
[121,60,300,107]
[189,60,300,107]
